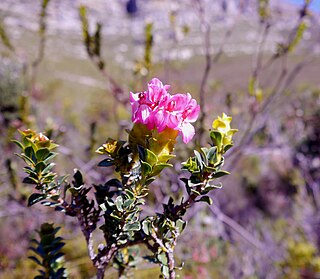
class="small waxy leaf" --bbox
[42,163,55,173]
[196,196,213,205]
[99,203,107,211]
[157,252,168,265]
[73,169,83,186]
[28,193,47,206]
[223,144,233,153]
[124,222,141,232]
[142,220,150,235]
[152,163,172,176]
[28,256,41,265]
[145,177,156,186]
[141,161,152,176]
[206,182,222,190]
[190,188,201,196]
[158,154,175,162]
[36,148,50,161]
[207,146,217,163]
[176,219,187,234]
[161,265,170,278]
[115,196,123,212]
[212,170,230,178]
[125,189,135,199]
[123,198,135,209]
[98,158,114,167]
[194,150,203,170]
[210,130,222,148]
[24,146,36,162]
[138,145,146,161]
[23,177,37,184]
[16,153,35,166]
[43,152,57,164]
[35,162,46,173]
[145,148,158,165]
[12,140,24,150]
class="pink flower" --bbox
[130,78,200,144]
[166,93,200,143]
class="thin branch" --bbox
[209,204,263,250]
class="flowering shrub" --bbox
[13,78,237,279]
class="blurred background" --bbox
[0,0,319,278]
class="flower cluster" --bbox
[130,78,200,143]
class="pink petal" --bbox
[153,110,168,132]
[186,105,200,122]
[167,114,181,129]
[138,105,151,124]
[180,122,195,144]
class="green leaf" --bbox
[205,182,222,190]
[145,177,156,186]
[190,188,201,196]
[157,252,168,265]
[138,145,146,161]
[158,154,175,162]
[212,170,230,178]
[35,162,46,173]
[24,146,36,162]
[12,140,24,150]
[176,219,187,234]
[42,163,55,173]
[123,198,135,209]
[98,158,114,167]
[141,161,152,176]
[194,150,203,170]
[36,148,50,161]
[161,265,170,278]
[142,220,150,235]
[125,189,135,199]
[28,193,47,206]
[43,152,57,163]
[152,163,172,176]
[99,203,107,211]
[28,256,41,265]
[207,146,217,163]
[124,222,141,232]
[248,76,256,96]
[16,153,35,166]
[210,131,222,148]
[196,196,213,205]
[145,148,158,165]
[223,144,233,153]
[73,170,83,186]
[23,177,37,184]
[115,196,123,212]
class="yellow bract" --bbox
[102,139,118,154]
[212,113,238,146]
[129,123,178,163]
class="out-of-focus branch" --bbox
[209,204,263,250]
[78,5,127,107]
[31,0,51,90]
[0,18,15,52]
[195,0,236,144]
[195,0,211,144]
[228,1,312,170]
